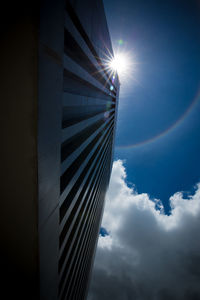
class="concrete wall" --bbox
[0,2,39,298]
[0,1,117,299]
[37,0,65,299]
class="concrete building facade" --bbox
[1,0,119,299]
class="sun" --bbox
[103,48,136,85]
[109,52,129,77]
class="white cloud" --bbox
[88,160,200,300]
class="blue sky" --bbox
[105,0,200,212]
[88,1,200,299]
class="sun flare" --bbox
[109,53,129,76]
[103,47,137,85]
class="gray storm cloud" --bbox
[88,160,200,300]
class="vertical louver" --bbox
[58,1,119,299]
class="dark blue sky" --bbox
[104,0,200,212]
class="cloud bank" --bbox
[88,160,200,300]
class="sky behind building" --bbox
[88,0,200,299]
[105,0,200,212]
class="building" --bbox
[1,0,119,299]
